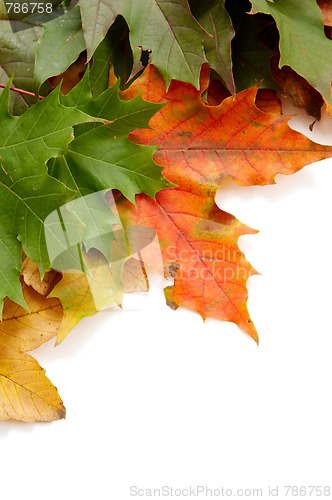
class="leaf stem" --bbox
[0,83,45,100]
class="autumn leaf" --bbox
[0,344,65,422]
[270,55,323,121]
[0,256,63,422]
[47,68,171,262]
[118,64,332,190]
[255,89,282,116]
[114,189,259,342]
[206,79,282,115]
[0,281,63,352]
[0,62,169,313]
[57,68,171,204]
[21,255,61,296]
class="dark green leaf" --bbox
[232,12,276,92]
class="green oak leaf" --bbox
[89,15,141,94]
[103,15,135,91]
[250,0,332,106]
[64,126,170,203]
[190,0,235,95]
[78,0,209,88]
[89,33,113,98]
[60,70,173,201]
[60,69,165,135]
[33,6,85,92]
[0,80,100,314]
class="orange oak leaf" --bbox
[116,64,332,191]
[113,189,258,342]
[205,78,282,116]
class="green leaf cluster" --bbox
[0,40,170,312]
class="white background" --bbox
[1,102,332,500]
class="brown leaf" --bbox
[21,256,62,296]
[0,344,65,422]
[255,89,282,115]
[270,55,323,121]
[48,52,87,94]
[206,78,231,106]
[0,282,63,352]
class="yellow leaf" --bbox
[0,282,63,352]
[0,345,65,422]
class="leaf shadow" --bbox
[0,420,40,437]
